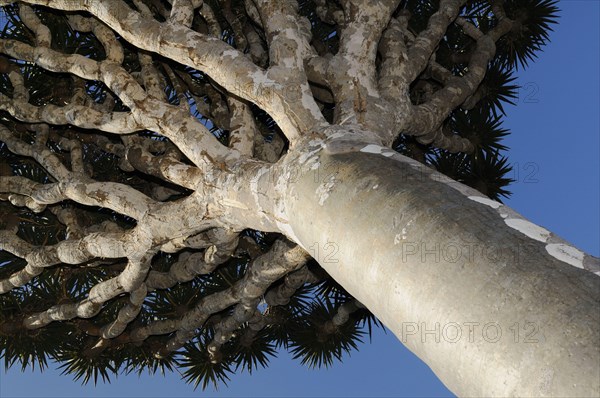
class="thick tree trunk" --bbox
[265,136,600,397]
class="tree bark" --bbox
[264,134,600,397]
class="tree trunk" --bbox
[266,135,600,397]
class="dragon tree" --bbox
[0,0,598,396]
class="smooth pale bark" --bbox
[258,135,600,397]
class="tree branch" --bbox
[403,0,467,82]
[0,0,330,144]
[0,126,156,219]
[406,15,514,145]
[0,229,132,293]
[23,247,155,329]
[0,37,240,168]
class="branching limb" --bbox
[404,0,467,82]
[125,145,202,190]
[0,126,156,219]
[330,0,401,97]
[264,264,316,306]
[66,14,125,64]
[244,23,268,67]
[23,246,155,329]
[253,0,313,69]
[227,97,256,157]
[147,230,240,290]
[305,56,331,90]
[378,17,410,101]
[330,298,365,326]
[0,93,144,134]
[49,205,84,240]
[317,0,346,26]
[249,0,327,141]
[162,63,192,112]
[204,241,311,359]
[0,75,71,179]
[146,252,216,291]
[58,138,86,175]
[139,52,168,100]
[0,173,154,221]
[0,229,132,293]
[325,1,400,139]
[405,10,514,150]
[0,0,328,143]
[163,239,309,354]
[241,265,320,341]
[17,4,50,46]
[100,284,148,339]
[170,0,195,27]
[196,2,258,158]
[0,37,240,168]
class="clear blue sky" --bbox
[1,1,598,397]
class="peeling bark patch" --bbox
[316,175,336,206]
[360,144,385,154]
[222,49,239,59]
[221,198,249,210]
[250,166,269,208]
[298,140,325,164]
[468,196,502,209]
[394,219,413,245]
[327,139,369,154]
[394,227,408,245]
[504,218,551,243]
[545,244,585,269]
[357,144,396,158]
